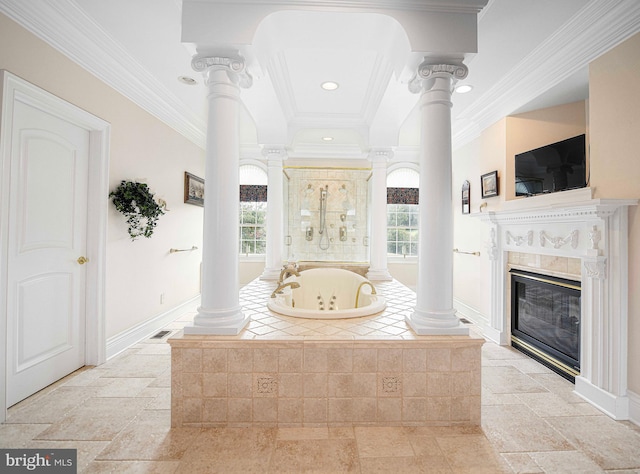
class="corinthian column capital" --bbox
[408,60,468,94]
[192,54,253,89]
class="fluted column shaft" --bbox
[406,61,469,335]
[185,56,252,335]
[261,148,286,280]
[367,150,392,281]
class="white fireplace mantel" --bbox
[477,187,637,420]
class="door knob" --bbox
[77,256,89,265]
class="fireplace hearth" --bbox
[510,269,580,382]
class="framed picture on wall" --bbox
[461,180,470,214]
[184,171,204,207]
[481,170,498,198]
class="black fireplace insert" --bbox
[510,269,580,382]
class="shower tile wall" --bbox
[285,168,370,262]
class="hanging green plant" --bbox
[109,180,165,240]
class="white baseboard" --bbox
[628,390,640,427]
[574,376,629,420]
[106,295,200,360]
[453,298,491,335]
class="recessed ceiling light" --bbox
[322,136,334,141]
[321,81,339,91]
[178,76,198,85]
[455,84,473,94]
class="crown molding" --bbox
[191,0,488,14]
[267,51,298,124]
[360,54,394,126]
[452,0,640,149]
[288,143,367,160]
[0,0,207,148]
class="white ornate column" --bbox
[260,146,286,280]
[367,149,393,281]
[185,55,251,335]
[406,60,469,335]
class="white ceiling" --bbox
[1,0,639,159]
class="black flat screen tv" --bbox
[515,134,587,197]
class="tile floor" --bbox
[2,307,640,472]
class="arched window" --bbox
[239,164,268,255]
[387,167,419,257]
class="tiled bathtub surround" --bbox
[169,279,483,427]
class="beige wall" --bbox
[240,260,266,287]
[388,261,417,290]
[589,31,640,394]
[452,119,507,320]
[0,13,205,339]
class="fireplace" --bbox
[476,187,637,420]
[510,269,580,382]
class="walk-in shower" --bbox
[284,167,370,263]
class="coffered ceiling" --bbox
[1,0,639,159]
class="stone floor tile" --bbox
[96,410,200,461]
[546,415,640,470]
[0,423,51,448]
[91,377,155,398]
[359,455,432,473]
[6,386,98,424]
[481,405,574,453]
[500,452,544,473]
[277,426,329,440]
[35,397,152,441]
[435,434,511,473]
[529,450,605,473]
[23,440,110,472]
[515,392,603,418]
[482,366,548,394]
[84,460,181,473]
[354,426,414,458]
[269,438,359,472]
[176,428,276,473]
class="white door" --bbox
[6,98,90,406]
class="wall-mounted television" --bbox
[515,134,587,197]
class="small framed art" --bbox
[184,171,204,207]
[461,180,470,214]
[481,170,498,198]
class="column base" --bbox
[406,308,469,335]
[184,306,250,335]
[260,266,281,281]
[366,268,393,282]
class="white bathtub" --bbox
[267,268,386,319]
